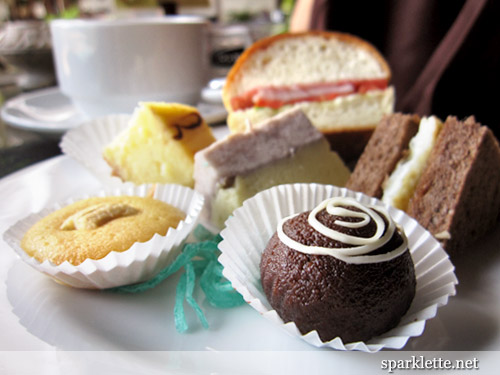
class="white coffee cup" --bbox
[50,16,208,117]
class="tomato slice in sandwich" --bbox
[230,78,388,110]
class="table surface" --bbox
[0,70,62,178]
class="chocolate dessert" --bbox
[348,113,500,254]
[346,113,420,198]
[407,116,500,253]
[260,197,416,343]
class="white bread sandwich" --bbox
[346,113,500,255]
[222,31,395,162]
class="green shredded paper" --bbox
[108,225,245,333]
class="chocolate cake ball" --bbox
[260,197,416,343]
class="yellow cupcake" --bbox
[21,195,185,266]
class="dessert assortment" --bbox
[10,29,500,351]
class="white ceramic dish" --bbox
[218,183,458,352]
[50,17,208,117]
[3,183,204,289]
[0,87,88,135]
[1,156,500,374]
[1,87,227,135]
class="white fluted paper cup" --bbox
[3,183,204,289]
[60,114,132,187]
[218,183,458,352]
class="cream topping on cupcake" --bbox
[277,197,408,264]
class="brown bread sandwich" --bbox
[346,113,500,254]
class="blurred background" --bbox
[0,0,293,94]
[2,0,497,177]
[0,1,294,175]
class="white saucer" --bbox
[1,87,88,135]
[201,77,225,104]
[1,86,228,136]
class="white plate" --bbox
[201,78,225,104]
[1,156,500,371]
[0,87,89,135]
[1,87,228,136]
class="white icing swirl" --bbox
[276,197,408,264]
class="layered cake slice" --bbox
[348,113,500,254]
[194,108,351,228]
[408,116,500,253]
[103,102,216,187]
[346,113,420,198]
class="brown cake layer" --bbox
[408,116,500,253]
[260,210,416,343]
[346,113,420,198]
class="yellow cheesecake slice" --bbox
[103,102,216,187]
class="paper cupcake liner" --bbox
[3,184,204,289]
[60,114,132,187]
[218,183,458,352]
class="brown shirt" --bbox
[305,0,498,136]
